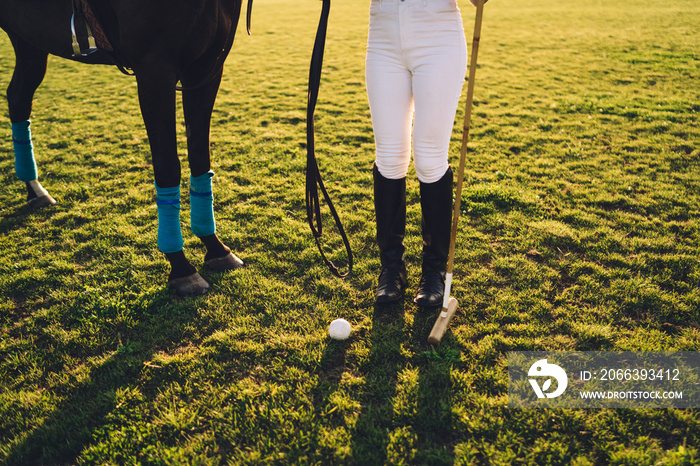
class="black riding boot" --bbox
[414,167,453,307]
[374,165,408,304]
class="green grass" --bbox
[1,0,700,463]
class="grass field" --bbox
[1,0,700,464]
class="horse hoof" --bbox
[28,194,57,209]
[205,252,244,272]
[169,273,210,296]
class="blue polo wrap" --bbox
[12,120,38,182]
[155,183,183,254]
[190,170,216,237]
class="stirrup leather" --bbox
[71,8,97,56]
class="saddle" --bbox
[69,0,255,84]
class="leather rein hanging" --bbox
[306,0,353,278]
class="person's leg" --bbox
[408,0,467,305]
[410,0,466,184]
[373,165,408,303]
[366,0,413,181]
[366,0,414,303]
[415,167,453,306]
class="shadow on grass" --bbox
[0,199,59,235]
[2,292,199,465]
[4,351,153,465]
[349,301,406,465]
[311,333,350,420]
[347,302,458,465]
[411,307,458,464]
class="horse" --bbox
[1,0,251,296]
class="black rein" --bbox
[306,0,353,278]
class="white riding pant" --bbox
[366,0,467,183]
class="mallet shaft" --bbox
[428,0,485,344]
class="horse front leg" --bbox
[182,70,243,273]
[6,33,56,208]
[136,69,209,296]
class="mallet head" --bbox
[428,297,459,345]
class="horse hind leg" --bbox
[182,71,243,273]
[6,34,56,208]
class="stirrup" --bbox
[71,12,98,57]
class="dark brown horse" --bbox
[1,0,249,296]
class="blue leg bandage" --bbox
[155,183,184,254]
[190,170,216,237]
[12,120,38,182]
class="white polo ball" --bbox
[328,318,352,340]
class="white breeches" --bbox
[366,0,467,183]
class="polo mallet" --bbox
[428,0,486,345]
